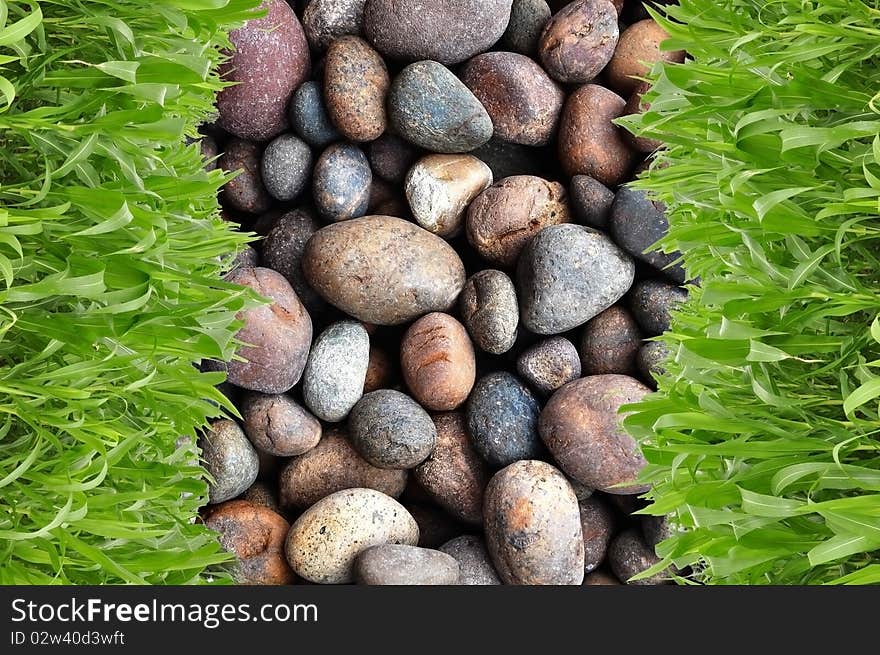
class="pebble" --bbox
[260,133,312,201]
[642,514,674,548]
[312,143,372,222]
[406,503,465,549]
[240,392,322,456]
[388,61,493,153]
[610,187,686,282]
[260,209,325,314]
[324,36,389,142]
[302,0,367,51]
[349,389,438,469]
[364,0,515,65]
[364,344,395,393]
[579,495,616,573]
[539,0,619,84]
[538,374,650,494]
[302,215,466,325]
[285,488,419,584]
[484,460,585,585]
[200,420,260,504]
[517,224,635,335]
[289,81,341,148]
[502,0,551,56]
[278,428,408,509]
[200,135,219,171]
[414,412,489,524]
[439,535,502,585]
[217,0,311,142]
[224,267,313,394]
[608,527,667,585]
[302,320,370,422]
[204,500,294,585]
[354,544,460,585]
[405,154,492,238]
[466,371,543,468]
[401,313,476,411]
[629,279,687,336]
[467,175,570,268]
[240,481,279,512]
[571,175,615,229]
[606,19,685,96]
[579,305,642,375]
[516,336,582,395]
[624,81,664,153]
[637,341,670,386]
[369,134,421,184]
[461,52,564,146]
[558,84,637,186]
[220,139,272,214]
[459,270,519,355]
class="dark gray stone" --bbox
[354,544,460,585]
[608,528,667,585]
[312,143,372,222]
[289,81,341,148]
[579,305,642,376]
[368,133,420,184]
[517,224,635,335]
[571,175,615,229]
[516,336,581,395]
[389,61,493,154]
[459,269,519,355]
[200,420,259,504]
[610,187,686,283]
[637,340,670,386]
[466,372,543,468]
[439,535,502,585]
[261,209,326,314]
[349,390,437,469]
[302,0,367,51]
[261,133,312,201]
[303,321,370,422]
[579,496,616,574]
[502,0,551,56]
[629,279,687,336]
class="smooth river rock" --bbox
[303,321,370,422]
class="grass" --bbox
[620,0,880,584]
[0,0,261,584]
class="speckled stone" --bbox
[579,305,641,375]
[629,279,687,336]
[324,36,389,142]
[439,535,502,585]
[405,154,492,238]
[364,0,514,65]
[240,481,279,512]
[354,544,460,585]
[516,336,582,395]
[466,371,543,468]
[260,209,326,315]
[389,61,493,153]
[580,495,616,573]
[200,420,260,504]
[571,175,615,229]
[224,267,313,394]
[240,392,322,456]
[261,133,312,201]
[285,488,419,584]
[517,224,635,335]
[349,390,438,469]
[217,0,311,142]
[606,19,685,96]
[608,528,667,585]
[610,187,686,282]
[289,80,341,148]
[220,139,272,214]
[312,143,372,222]
[539,0,619,84]
[302,215,466,325]
[302,0,367,50]
[302,320,370,422]
[459,270,519,355]
[460,51,564,146]
[502,0,551,56]
[637,340,669,387]
[642,514,675,548]
[368,133,421,184]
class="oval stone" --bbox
[459,270,519,355]
[516,336,582,395]
[302,215,466,325]
[200,420,259,504]
[303,321,370,422]
[240,392,322,456]
[349,390,437,469]
[579,305,642,375]
[302,0,367,51]
[324,36,389,142]
[439,535,502,585]
[502,0,552,56]
[354,544,460,585]
[289,80,341,148]
[261,133,312,202]
[312,143,372,222]
[539,0,619,84]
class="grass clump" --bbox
[622,0,880,584]
[0,0,261,584]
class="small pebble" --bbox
[302,0,367,51]
[629,279,688,336]
[606,19,685,96]
[260,209,325,314]
[200,420,260,504]
[579,305,642,375]
[637,340,670,386]
[539,0,619,84]
[364,343,395,393]
[312,142,372,222]
[354,544,460,585]
[580,495,616,573]
[303,320,370,422]
[459,270,519,355]
[369,134,421,184]
[570,175,615,229]
[502,0,551,56]
[261,133,312,201]
[240,481,279,512]
[608,527,667,585]
[624,81,664,153]
[289,80,341,148]
[439,535,502,585]
[220,139,272,214]
[517,336,582,395]
[240,392,322,456]
[349,389,438,469]
[324,36,389,142]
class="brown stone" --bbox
[324,36,389,142]
[606,19,685,96]
[539,0,619,84]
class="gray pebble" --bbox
[389,61,493,153]
[608,528,667,585]
[439,535,502,585]
[302,0,367,51]
[516,336,581,395]
[312,142,372,222]
[517,224,635,335]
[349,390,437,469]
[466,371,543,468]
[303,321,370,422]
[261,209,326,315]
[354,544,460,585]
[459,270,519,355]
[571,175,615,229]
[580,495,616,573]
[502,0,551,56]
[610,187,685,283]
[240,392,322,456]
[629,279,687,336]
[642,515,675,548]
[579,305,642,376]
[261,133,312,201]
[219,138,272,214]
[637,340,670,386]
[200,420,259,504]
[289,81,341,148]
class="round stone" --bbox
[579,305,642,375]
[260,133,312,201]
[571,175,615,229]
[289,80,341,148]
[539,0,619,84]
[354,544,460,585]
[324,36,389,142]
[220,139,272,214]
[516,336,582,395]
[302,0,367,51]
[303,321,370,422]
[439,535,502,585]
[629,279,688,336]
[502,0,551,56]
[459,270,519,355]
[240,392,322,456]
[200,420,260,504]
[348,390,438,469]
[261,209,326,314]
[312,143,372,222]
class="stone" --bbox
[303,321,370,422]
